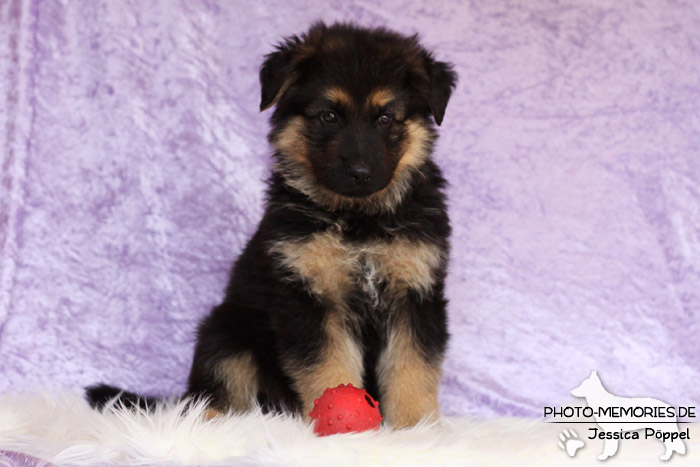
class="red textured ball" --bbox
[308,383,382,436]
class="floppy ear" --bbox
[259,39,301,112]
[420,56,458,126]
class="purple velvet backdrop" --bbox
[1,0,699,418]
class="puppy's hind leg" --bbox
[187,304,262,415]
[187,351,260,418]
[215,352,260,412]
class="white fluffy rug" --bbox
[0,393,696,466]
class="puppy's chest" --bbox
[270,230,443,306]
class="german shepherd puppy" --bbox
[88,22,457,429]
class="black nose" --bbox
[347,164,373,182]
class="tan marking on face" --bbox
[273,116,309,166]
[396,118,431,174]
[324,86,354,109]
[270,230,354,303]
[215,352,259,412]
[367,87,395,108]
[274,116,433,214]
[289,311,364,421]
[377,319,442,428]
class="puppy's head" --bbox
[260,22,457,212]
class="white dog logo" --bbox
[571,370,687,461]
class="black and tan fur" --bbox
[87,22,457,429]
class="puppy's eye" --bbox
[321,111,338,124]
[377,113,393,126]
